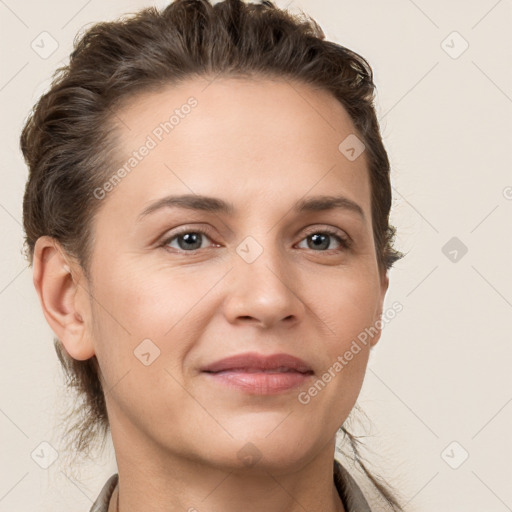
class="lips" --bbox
[201,352,314,374]
[201,352,314,395]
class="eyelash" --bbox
[159,226,352,254]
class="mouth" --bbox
[208,367,311,373]
[200,352,314,395]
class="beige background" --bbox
[1,0,511,510]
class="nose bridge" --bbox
[223,229,303,326]
[236,229,290,291]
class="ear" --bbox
[369,269,390,348]
[32,236,95,361]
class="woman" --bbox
[20,0,405,510]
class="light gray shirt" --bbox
[89,459,372,511]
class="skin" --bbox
[33,76,389,512]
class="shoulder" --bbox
[89,473,118,512]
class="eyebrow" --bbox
[137,193,366,222]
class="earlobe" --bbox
[32,236,95,361]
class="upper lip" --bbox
[201,352,314,374]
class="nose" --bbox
[222,241,305,329]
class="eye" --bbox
[296,228,351,252]
[160,225,351,254]
[161,227,216,252]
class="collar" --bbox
[333,458,372,511]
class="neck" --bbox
[109,425,345,512]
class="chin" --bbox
[224,425,317,471]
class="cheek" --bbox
[88,266,192,432]
[92,259,195,334]
[89,260,214,377]
[303,277,379,410]
[297,333,370,431]
[314,269,381,343]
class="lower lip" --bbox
[202,370,313,395]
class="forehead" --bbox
[116,76,360,148]
[102,76,371,221]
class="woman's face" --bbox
[79,77,388,472]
